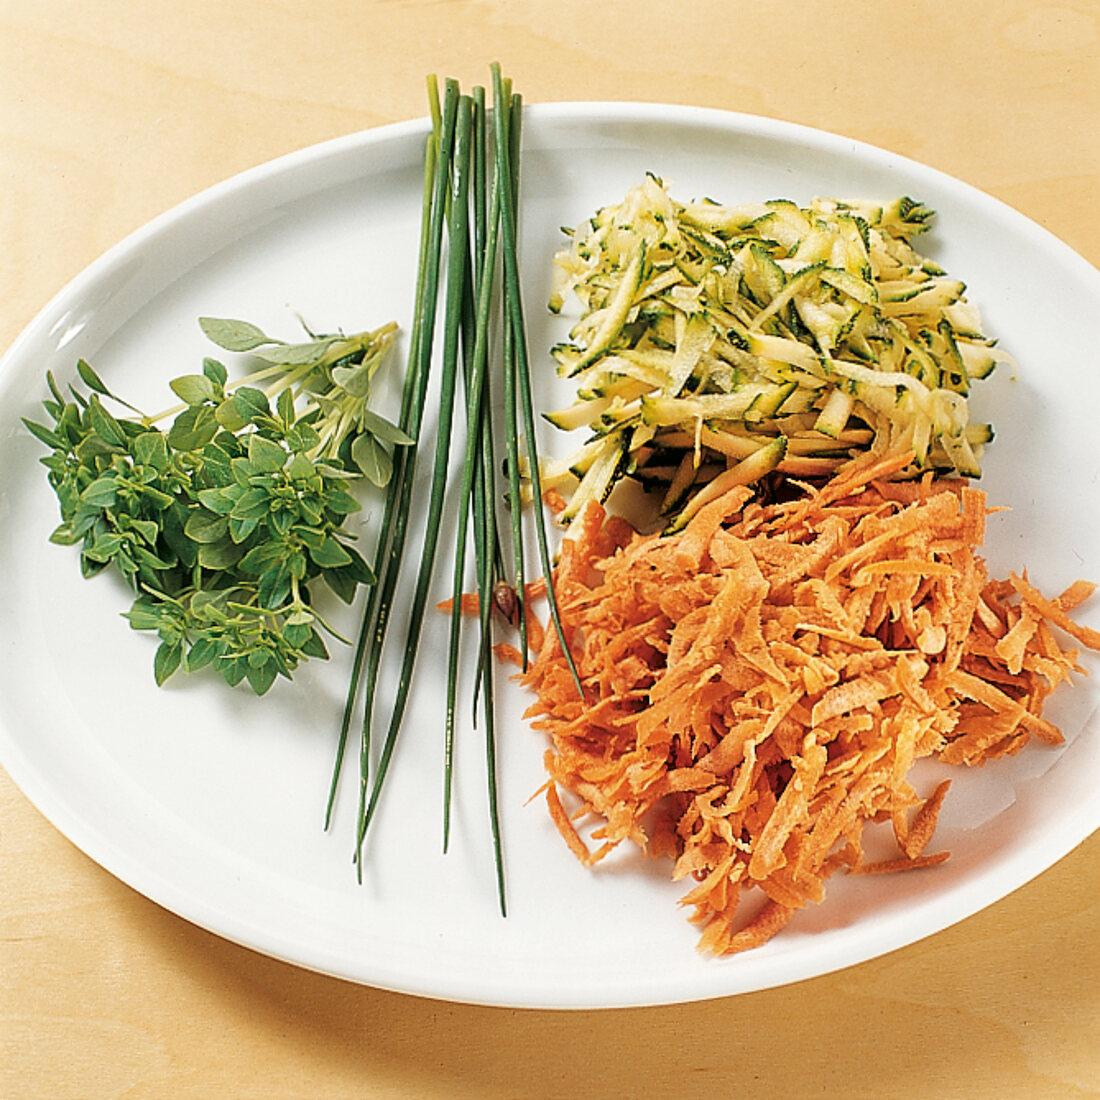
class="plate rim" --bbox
[2,100,1099,1010]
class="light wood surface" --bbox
[3,2,1099,1096]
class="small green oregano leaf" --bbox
[351,433,392,487]
[276,387,296,428]
[167,404,219,450]
[202,357,229,388]
[199,317,274,352]
[358,407,415,446]
[215,398,249,433]
[331,361,373,399]
[132,431,169,471]
[253,338,338,366]
[248,432,288,474]
[154,640,183,685]
[76,358,112,397]
[170,373,216,406]
[233,386,271,423]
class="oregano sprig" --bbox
[25,316,408,694]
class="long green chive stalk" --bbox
[323,130,439,831]
[356,89,474,855]
[490,63,583,697]
[332,67,577,915]
[472,101,509,904]
[443,90,490,852]
[349,85,459,877]
[326,81,456,844]
[442,96,505,871]
[474,424,505,912]
[499,166,528,666]
[502,90,529,664]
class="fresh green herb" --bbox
[333,66,580,914]
[490,67,582,697]
[325,132,443,833]
[351,79,463,876]
[442,76,508,903]
[25,317,408,694]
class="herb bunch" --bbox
[332,66,579,912]
[25,317,408,694]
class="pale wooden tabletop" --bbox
[2,2,1099,1096]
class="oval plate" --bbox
[1,104,1098,1009]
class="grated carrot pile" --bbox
[519,452,1100,954]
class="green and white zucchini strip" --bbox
[544,175,1007,527]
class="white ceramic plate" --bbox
[2,104,1098,1010]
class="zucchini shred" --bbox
[541,174,1007,528]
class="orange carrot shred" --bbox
[901,779,952,859]
[517,453,1100,955]
[545,782,594,866]
[849,850,952,875]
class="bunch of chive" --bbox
[326,65,580,913]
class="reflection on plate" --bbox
[1,104,1098,1009]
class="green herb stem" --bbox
[348,83,460,873]
[490,64,583,698]
[325,95,452,831]
[442,95,504,851]
[357,93,474,852]
[317,67,549,916]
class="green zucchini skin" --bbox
[543,177,1004,524]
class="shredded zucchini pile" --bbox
[543,175,1006,528]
